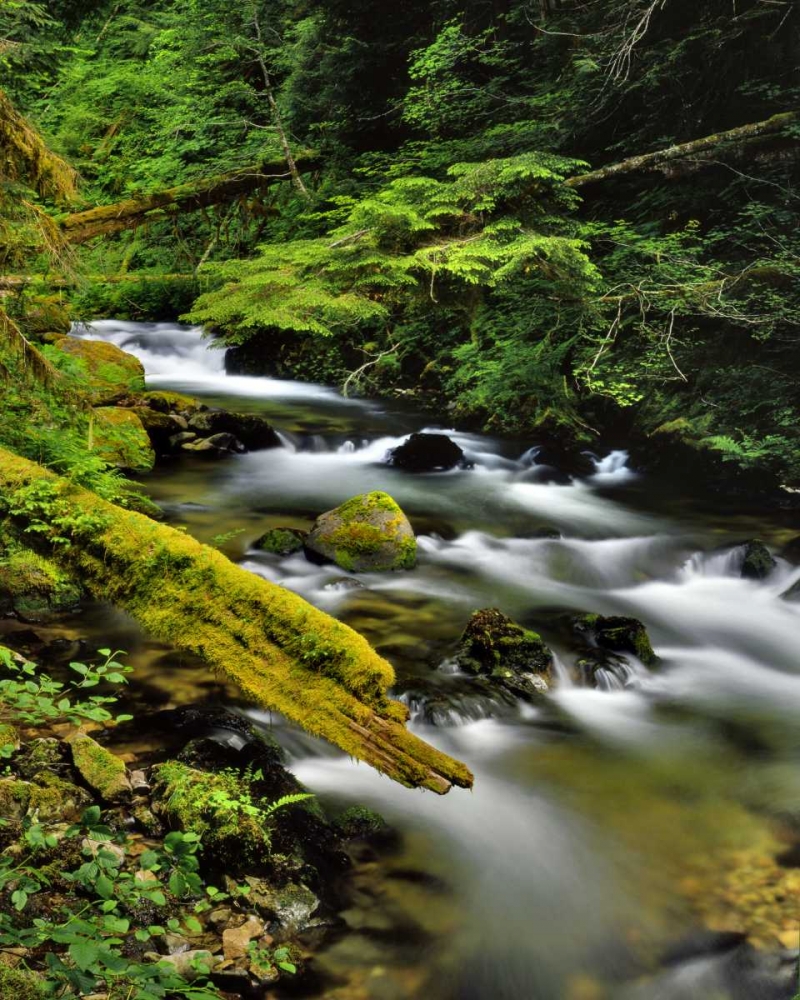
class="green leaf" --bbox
[95,873,115,899]
[68,939,100,971]
[168,871,187,898]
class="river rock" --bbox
[455,608,552,700]
[242,878,320,934]
[55,337,145,404]
[222,915,264,960]
[570,613,657,667]
[388,433,466,472]
[91,406,155,471]
[0,541,83,622]
[69,734,132,802]
[740,539,776,580]
[188,409,281,450]
[181,434,243,457]
[253,527,307,556]
[305,491,416,572]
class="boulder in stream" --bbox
[388,433,466,472]
[570,613,657,667]
[253,527,307,556]
[55,336,145,404]
[740,539,776,580]
[455,608,552,701]
[188,409,281,450]
[305,492,416,572]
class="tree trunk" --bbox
[249,9,311,201]
[567,111,799,188]
[0,448,472,794]
[60,153,319,244]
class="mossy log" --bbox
[567,111,799,188]
[0,448,472,794]
[59,153,320,244]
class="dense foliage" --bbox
[2,0,800,484]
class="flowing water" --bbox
[25,321,800,998]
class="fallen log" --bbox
[60,153,320,244]
[0,447,472,794]
[567,111,799,188]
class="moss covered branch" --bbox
[567,111,799,188]
[59,154,320,244]
[0,448,472,794]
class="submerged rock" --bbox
[253,527,307,557]
[455,608,552,700]
[305,491,416,572]
[388,433,466,472]
[740,539,776,580]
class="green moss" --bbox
[307,491,417,572]
[254,528,306,556]
[0,449,472,793]
[0,724,19,754]
[0,540,83,619]
[70,735,131,801]
[91,407,155,471]
[150,761,272,862]
[28,772,92,821]
[0,966,46,999]
[140,390,200,413]
[53,337,145,404]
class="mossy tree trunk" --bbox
[59,153,320,244]
[0,448,472,794]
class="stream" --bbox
[26,321,800,998]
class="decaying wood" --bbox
[0,448,473,794]
[60,153,320,244]
[567,111,799,188]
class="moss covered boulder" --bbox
[572,613,656,666]
[55,336,145,404]
[91,407,155,471]
[455,608,552,700]
[70,734,132,802]
[305,492,416,572]
[253,527,307,557]
[0,541,83,621]
[740,539,776,580]
[0,773,92,822]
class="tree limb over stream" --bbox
[0,447,473,794]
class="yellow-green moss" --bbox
[91,407,155,472]
[0,540,82,619]
[0,449,472,793]
[70,734,131,801]
[150,761,272,860]
[307,491,417,572]
[0,724,19,754]
[54,337,145,404]
[0,966,46,1000]
[0,773,91,822]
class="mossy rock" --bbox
[0,773,92,822]
[456,608,552,700]
[70,734,131,802]
[139,390,201,414]
[92,407,155,471]
[254,528,307,557]
[0,724,19,756]
[570,613,657,668]
[305,491,416,572]
[0,541,83,622]
[188,409,281,450]
[150,760,273,867]
[0,966,46,999]
[18,295,71,338]
[55,337,145,404]
[740,539,776,580]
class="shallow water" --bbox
[40,321,800,997]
